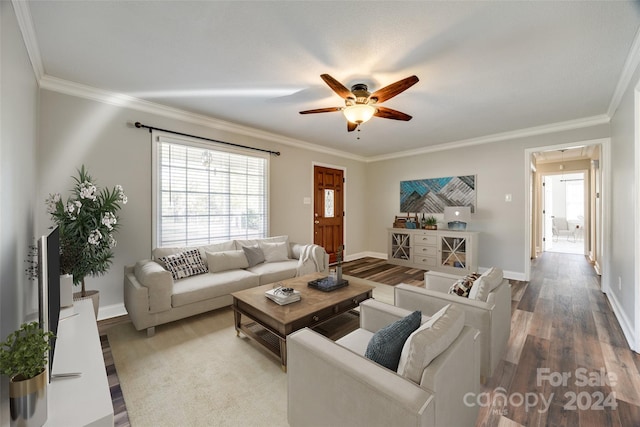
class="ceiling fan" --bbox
[299,74,419,132]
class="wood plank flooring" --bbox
[99,253,640,426]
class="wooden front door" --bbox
[313,166,344,264]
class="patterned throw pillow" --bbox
[364,310,422,371]
[448,272,481,298]
[159,249,208,280]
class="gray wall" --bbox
[365,125,609,278]
[609,62,640,338]
[36,90,368,317]
[0,2,40,425]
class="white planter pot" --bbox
[59,274,74,308]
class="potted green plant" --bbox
[0,322,54,427]
[424,215,438,230]
[46,165,128,317]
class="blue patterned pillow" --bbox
[364,310,422,371]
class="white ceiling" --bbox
[24,1,640,159]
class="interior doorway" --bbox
[525,140,607,282]
[542,172,587,255]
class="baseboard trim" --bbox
[344,251,386,262]
[98,302,128,321]
[604,290,637,352]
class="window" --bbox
[153,134,268,248]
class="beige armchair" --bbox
[394,268,511,381]
[287,299,480,427]
[552,217,574,241]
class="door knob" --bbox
[314,220,320,224]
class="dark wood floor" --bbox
[99,254,640,426]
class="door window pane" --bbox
[324,189,335,218]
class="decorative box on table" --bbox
[308,277,349,292]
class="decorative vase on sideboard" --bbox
[73,290,99,319]
[9,369,48,427]
[60,274,74,308]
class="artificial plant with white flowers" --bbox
[46,165,127,297]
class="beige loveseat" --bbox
[394,268,511,381]
[124,236,328,335]
[287,299,480,427]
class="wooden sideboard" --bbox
[388,228,479,274]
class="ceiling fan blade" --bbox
[347,122,357,132]
[370,75,419,103]
[320,74,353,99]
[374,106,413,121]
[299,107,343,114]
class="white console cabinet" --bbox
[45,299,113,427]
[388,228,479,274]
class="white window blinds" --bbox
[154,136,268,247]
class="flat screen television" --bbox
[38,226,61,382]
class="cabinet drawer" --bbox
[414,234,437,245]
[413,255,437,267]
[414,245,437,256]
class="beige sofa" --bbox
[394,268,511,381]
[287,299,480,427]
[124,236,328,335]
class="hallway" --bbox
[476,252,640,426]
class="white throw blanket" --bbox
[296,244,326,276]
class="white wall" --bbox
[36,90,368,318]
[0,2,40,425]
[366,125,609,279]
[608,63,640,347]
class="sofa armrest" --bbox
[359,299,418,333]
[424,270,462,293]
[287,328,434,427]
[132,260,173,313]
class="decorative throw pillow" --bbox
[364,310,422,371]
[242,245,265,267]
[159,249,208,280]
[468,276,489,301]
[448,272,481,298]
[398,304,465,384]
[397,304,449,374]
[259,241,289,263]
[206,250,249,273]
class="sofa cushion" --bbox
[468,276,489,301]
[247,259,298,285]
[206,250,249,273]
[159,249,208,280]
[171,269,259,307]
[448,272,481,298]
[397,304,465,384]
[364,310,422,371]
[259,241,289,263]
[481,267,504,291]
[242,245,265,267]
[198,241,237,267]
[235,235,290,256]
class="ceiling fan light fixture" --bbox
[343,104,376,124]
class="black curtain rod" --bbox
[134,122,281,156]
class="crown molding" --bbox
[366,114,611,163]
[12,0,44,81]
[38,75,367,162]
[609,25,640,117]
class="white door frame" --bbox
[523,138,611,289]
[541,170,589,255]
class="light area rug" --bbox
[108,276,394,427]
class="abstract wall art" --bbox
[400,175,476,213]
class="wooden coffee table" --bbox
[231,272,374,371]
